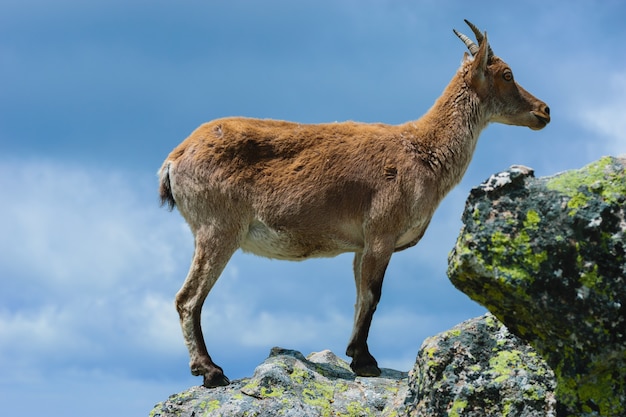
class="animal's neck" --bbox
[408,69,489,192]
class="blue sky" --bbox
[1,0,625,415]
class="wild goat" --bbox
[159,20,550,387]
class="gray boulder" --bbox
[448,156,626,416]
[406,314,556,417]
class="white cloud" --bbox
[0,305,92,382]
[2,159,190,288]
[0,366,184,417]
[239,310,352,348]
[0,158,191,373]
[578,72,626,156]
[127,293,184,355]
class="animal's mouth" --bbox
[530,111,550,130]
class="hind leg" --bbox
[175,225,240,387]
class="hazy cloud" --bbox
[578,72,626,156]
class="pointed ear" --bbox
[472,31,489,75]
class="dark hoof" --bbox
[350,361,381,377]
[203,372,230,388]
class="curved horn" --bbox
[453,28,479,56]
[463,19,494,58]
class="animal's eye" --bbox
[502,70,513,82]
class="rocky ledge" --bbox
[150,314,554,417]
[150,346,408,417]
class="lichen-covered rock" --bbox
[404,313,556,417]
[151,334,558,417]
[149,347,408,417]
[448,156,626,416]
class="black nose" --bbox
[544,106,550,115]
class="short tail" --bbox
[158,161,176,211]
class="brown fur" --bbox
[159,21,550,387]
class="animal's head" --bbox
[454,20,550,130]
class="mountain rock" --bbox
[150,315,554,417]
[149,347,408,417]
[448,156,626,416]
[406,314,556,416]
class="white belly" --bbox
[240,220,357,260]
[394,219,430,249]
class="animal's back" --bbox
[164,116,421,198]
[160,117,434,258]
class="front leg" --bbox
[346,238,394,377]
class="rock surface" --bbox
[406,314,556,417]
[149,347,409,417]
[448,156,626,416]
[150,315,555,417]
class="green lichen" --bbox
[502,400,515,417]
[484,314,497,328]
[571,245,606,293]
[546,156,626,215]
[241,379,259,393]
[489,234,546,282]
[341,401,373,417]
[448,399,468,417]
[447,328,462,338]
[201,399,221,414]
[260,386,284,398]
[336,381,350,393]
[423,345,440,368]
[302,384,334,417]
[489,350,523,384]
[471,206,482,225]
[579,263,601,290]
[524,209,541,229]
[522,384,544,402]
[553,350,626,416]
[289,366,310,384]
[483,210,548,286]
[469,364,482,373]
